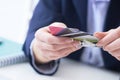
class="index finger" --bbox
[35,27,73,45]
[94,32,108,40]
[97,27,120,47]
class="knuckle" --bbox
[35,30,40,37]
[34,32,39,39]
[34,31,42,41]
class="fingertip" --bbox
[94,32,107,39]
[94,32,103,35]
[49,22,67,28]
[94,32,99,36]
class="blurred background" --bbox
[0,0,38,44]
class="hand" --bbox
[32,22,82,64]
[94,27,120,61]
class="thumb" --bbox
[94,32,108,40]
[49,22,67,28]
[48,22,67,35]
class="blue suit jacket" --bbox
[23,0,120,74]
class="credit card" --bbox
[49,26,99,47]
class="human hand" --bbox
[94,27,120,61]
[32,22,82,64]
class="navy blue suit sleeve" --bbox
[23,0,64,75]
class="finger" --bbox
[94,32,108,40]
[94,29,115,40]
[35,28,73,45]
[104,38,120,51]
[55,43,82,58]
[36,39,80,51]
[97,28,120,47]
[62,46,82,57]
[116,56,120,61]
[51,45,82,60]
[49,22,67,29]
[108,48,120,57]
[41,42,82,60]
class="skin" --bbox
[32,22,82,64]
[94,27,120,61]
[32,22,120,64]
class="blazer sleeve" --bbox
[23,0,64,75]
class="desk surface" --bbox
[0,59,119,80]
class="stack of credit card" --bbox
[49,26,99,47]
